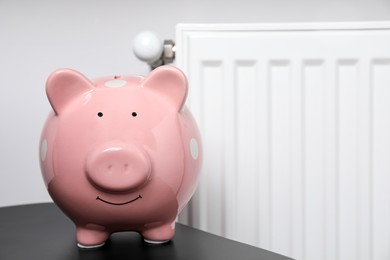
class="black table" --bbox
[0,203,292,260]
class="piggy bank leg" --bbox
[142,221,175,244]
[76,225,110,248]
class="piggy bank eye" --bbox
[97,112,103,117]
[131,112,137,117]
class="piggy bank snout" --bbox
[86,145,151,192]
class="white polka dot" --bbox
[104,79,127,88]
[41,139,47,161]
[190,138,199,160]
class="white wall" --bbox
[1,0,389,207]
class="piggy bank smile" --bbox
[96,195,142,206]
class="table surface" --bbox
[0,203,293,260]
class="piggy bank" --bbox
[39,65,202,248]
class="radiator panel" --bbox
[176,23,390,260]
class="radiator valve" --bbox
[133,31,175,70]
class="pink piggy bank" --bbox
[39,65,202,248]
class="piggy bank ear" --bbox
[142,65,188,111]
[46,69,94,115]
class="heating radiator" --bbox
[175,22,390,260]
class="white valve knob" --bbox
[133,31,163,64]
